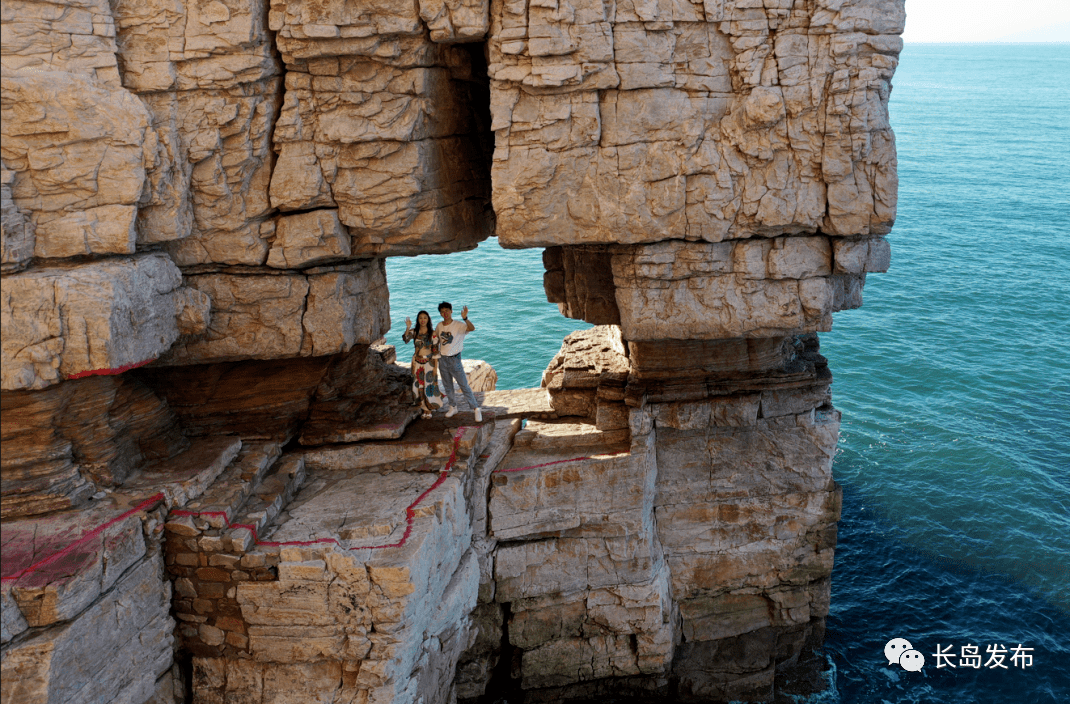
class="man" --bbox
[434,301,481,422]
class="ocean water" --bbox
[384,43,1070,702]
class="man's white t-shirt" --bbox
[435,320,468,357]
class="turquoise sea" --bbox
[385,44,1070,703]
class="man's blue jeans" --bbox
[438,353,478,408]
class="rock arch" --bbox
[1,1,905,702]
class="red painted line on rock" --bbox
[63,357,156,380]
[492,456,592,474]
[1,493,165,584]
[171,427,472,554]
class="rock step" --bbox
[477,388,559,420]
[302,421,493,474]
[113,435,242,510]
[512,420,629,451]
[4,435,249,637]
[262,419,497,555]
[1,502,149,632]
[298,404,421,445]
[489,421,650,543]
[179,442,281,530]
[224,455,306,550]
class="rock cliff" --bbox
[1,0,904,702]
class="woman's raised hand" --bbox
[405,317,412,329]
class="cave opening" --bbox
[383,242,590,391]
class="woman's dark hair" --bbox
[414,310,433,337]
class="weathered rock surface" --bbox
[0,0,124,86]
[1,254,210,391]
[268,51,494,258]
[1,373,187,518]
[541,325,630,427]
[134,356,337,442]
[156,259,388,366]
[0,427,245,704]
[150,79,281,258]
[0,166,34,273]
[1,69,156,258]
[1,553,174,704]
[107,0,282,254]
[543,235,888,338]
[491,0,903,248]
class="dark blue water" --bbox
[819,43,1070,703]
[385,44,1070,703]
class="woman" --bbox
[402,311,445,419]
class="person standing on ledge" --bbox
[435,301,481,422]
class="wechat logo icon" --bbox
[885,637,925,671]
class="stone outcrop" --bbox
[157,260,389,365]
[2,0,903,702]
[1,373,187,518]
[489,0,903,247]
[266,0,495,258]
[1,254,211,391]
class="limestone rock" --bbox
[1,374,187,519]
[298,345,419,446]
[0,69,157,258]
[463,358,498,393]
[267,209,351,269]
[541,325,629,422]
[1,165,34,273]
[0,553,174,704]
[2,507,145,627]
[153,79,282,260]
[1,254,210,391]
[105,0,282,253]
[267,2,495,258]
[221,468,480,703]
[543,238,871,338]
[626,333,831,403]
[0,0,123,87]
[116,435,243,509]
[1,583,29,645]
[110,0,279,93]
[156,260,388,366]
[490,2,903,247]
[420,0,490,43]
[490,425,650,541]
[495,533,663,602]
[478,387,559,420]
[654,410,842,599]
[833,235,892,274]
[302,423,491,473]
[134,356,335,442]
[609,238,856,339]
[542,246,620,325]
[454,602,503,700]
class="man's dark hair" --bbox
[438,301,452,312]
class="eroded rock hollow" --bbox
[1,0,904,702]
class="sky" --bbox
[902,0,1070,43]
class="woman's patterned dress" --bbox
[402,328,444,413]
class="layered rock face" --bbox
[1,0,902,702]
